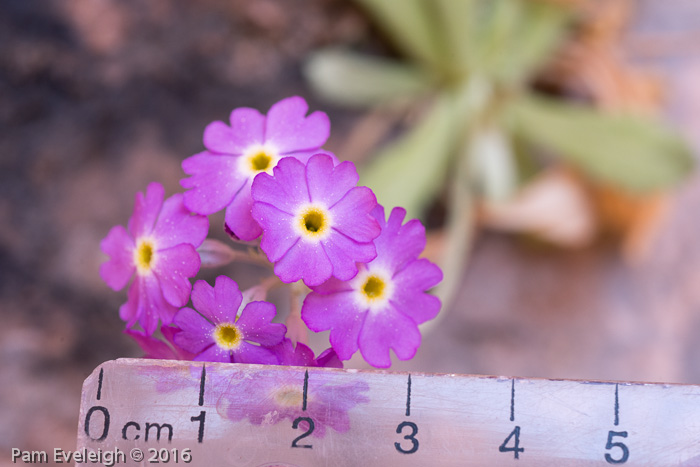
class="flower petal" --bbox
[252,202,298,263]
[330,186,380,243]
[389,259,443,324]
[173,306,216,354]
[285,149,338,165]
[181,151,247,215]
[236,301,286,347]
[190,276,243,325]
[100,225,135,291]
[321,231,376,281]
[194,344,232,363]
[152,244,200,309]
[234,342,280,364]
[315,348,343,368]
[274,239,332,286]
[125,329,176,360]
[358,305,422,368]
[302,291,364,360]
[203,107,265,154]
[224,180,262,241]
[153,193,209,249]
[251,157,310,215]
[265,96,330,153]
[372,207,426,273]
[120,274,177,335]
[129,182,164,239]
[306,156,358,207]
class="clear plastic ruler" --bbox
[77,359,700,466]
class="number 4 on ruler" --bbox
[499,379,524,459]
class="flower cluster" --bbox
[101,96,442,369]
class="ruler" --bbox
[77,359,700,466]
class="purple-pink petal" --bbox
[153,193,208,249]
[173,307,216,354]
[203,107,265,154]
[100,225,135,291]
[235,301,286,347]
[235,342,279,364]
[152,243,200,309]
[315,348,343,368]
[372,208,426,273]
[287,148,338,165]
[125,329,176,360]
[251,157,311,215]
[302,291,364,360]
[265,96,330,153]
[358,305,422,368]
[181,152,247,215]
[193,344,230,363]
[223,180,262,241]
[306,156,358,207]
[121,274,178,335]
[321,231,376,281]
[329,186,381,242]
[389,259,443,324]
[190,277,242,325]
[274,240,333,286]
[252,203,298,262]
[128,182,164,239]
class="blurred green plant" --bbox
[305,0,694,310]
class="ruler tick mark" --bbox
[198,365,206,407]
[510,378,515,422]
[302,370,309,411]
[96,368,103,401]
[614,383,620,426]
[406,374,412,417]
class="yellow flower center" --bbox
[354,269,393,309]
[213,323,242,350]
[362,275,385,300]
[241,145,279,176]
[134,238,156,274]
[249,150,273,173]
[272,386,305,408]
[296,206,331,240]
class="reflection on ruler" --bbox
[77,359,700,466]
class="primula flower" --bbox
[301,206,443,368]
[221,369,369,438]
[271,338,343,368]
[251,154,381,287]
[100,182,208,335]
[173,276,286,364]
[181,96,332,241]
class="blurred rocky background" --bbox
[2,0,700,464]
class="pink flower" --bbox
[173,276,286,364]
[221,369,369,438]
[271,339,343,368]
[251,154,381,287]
[301,206,442,368]
[100,182,208,335]
[181,96,332,241]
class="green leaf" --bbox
[510,95,695,191]
[354,0,444,70]
[497,2,571,83]
[304,49,432,107]
[433,0,478,74]
[360,95,460,220]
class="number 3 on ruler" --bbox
[394,421,419,454]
